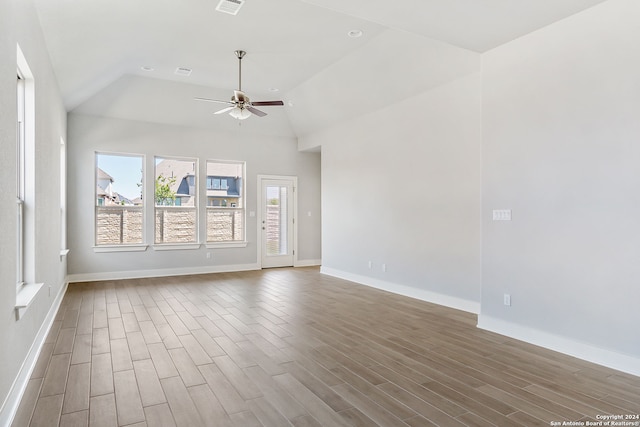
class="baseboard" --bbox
[320,267,480,314]
[294,259,322,268]
[477,315,640,377]
[0,278,69,427]
[67,263,261,283]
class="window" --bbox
[95,153,144,246]
[16,45,35,292]
[206,177,230,191]
[60,138,68,255]
[16,72,25,290]
[155,157,197,244]
[206,160,244,243]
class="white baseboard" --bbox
[67,263,261,283]
[320,267,480,314]
[294,259,322,268]
[478,315,640,377]
[0,278,69,427]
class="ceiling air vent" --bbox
[216,0,244,15]
[175,67,192,76]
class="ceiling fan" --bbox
[195,50,284,120]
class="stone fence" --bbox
[95,206,243,245]
[95,206,143,245]
[155,207,196,243]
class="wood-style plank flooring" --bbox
[13,267,640,426]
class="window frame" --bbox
[15,44,44,319]
[205,159,246,247]
[94,151,146,251]
[16,71,25,292]
[154,155,199,246]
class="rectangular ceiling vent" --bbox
[216,0,244,15]
[175,67,192,76]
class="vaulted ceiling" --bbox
[33,0,608,138]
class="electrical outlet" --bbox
[504,293,511,306]
[382,263,387,272]
[206,252,211,259]
[368,261,372,269]
[493,209,512,221]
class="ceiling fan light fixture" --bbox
[229,106,251,120]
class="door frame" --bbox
[257,175,298,269]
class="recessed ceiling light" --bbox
[141,66,154,71]
[347,29,363,38]
[175,67,192,76]
[268,88,279,92]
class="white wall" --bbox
[66,114,321,279]
[0,0,68,422]
[303,71,483,313]
[480,0,640,373]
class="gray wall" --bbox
[66,114,321,279]
[301,72,483,313]
[480,0,640,366]
[0,0,67,419]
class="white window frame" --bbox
[15,44,43,319]
[153,156,199,248]
[16,70,25,292]
[60,138,69,259]
[205,159,247,248]
[94,152,146,252]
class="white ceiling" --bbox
[33,0,609,138]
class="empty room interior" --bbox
[1,0,640,425]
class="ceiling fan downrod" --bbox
[235,50,246,91]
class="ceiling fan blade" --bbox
[246,106,267,117]
[195,97,233,105]
[214,106,236,115]
[251,100,284,106]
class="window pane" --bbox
[95,153,143,245]
[206,161,244,242]
[266,185,288,255]
[155,157,197,244]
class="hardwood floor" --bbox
[13,267,640,426]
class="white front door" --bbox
[260,178,295,268]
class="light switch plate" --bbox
[493,209,512,221]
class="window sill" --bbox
[15,282,45,320]
[93,245,148,253]
[152,243,201,251]
[205,242,248,249]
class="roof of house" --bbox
[155,159,196,194]
[97,168,114,182]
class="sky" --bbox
[97,154,143,200]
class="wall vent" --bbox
[216,0,244,15]
[175,67,192,76]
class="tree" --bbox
[155,174,177,206]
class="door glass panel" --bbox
[265,185,288,256]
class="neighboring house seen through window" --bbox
[155,157,198,244]
[95,153,144,246]
[206,160,245,243]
